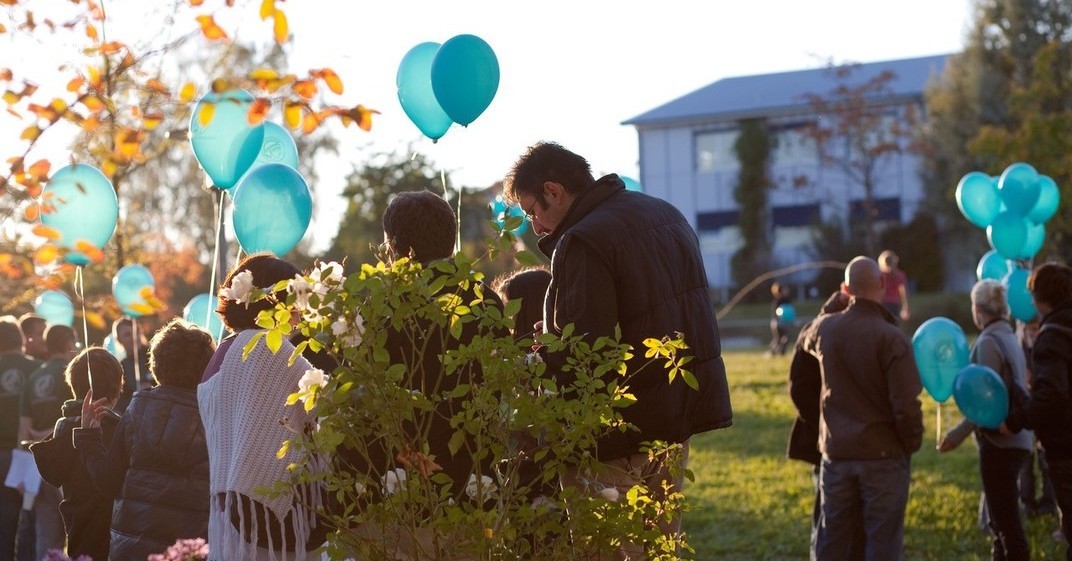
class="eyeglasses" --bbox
[521,198,539,223]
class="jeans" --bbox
[1048,458,1072,561]
[817,456,911,561]
[32,484,64,559]
[978,439,1030,561]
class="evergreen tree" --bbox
[730,119,773,291]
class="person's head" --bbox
[148,318,216,390]
[65,347,123,402]
[970,279,1009,329]
[878,250,899,273]
[18,313,47,359]
[503,142,594,237]
[492,267,551,339]
[0,316,23,354]
[844,256,884,303]
[1028,261,1072,317]
[111,317,142,353]
[44,324,77,360]
[216,252,302,332]
[381,190,456,264]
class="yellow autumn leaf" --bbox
[179,82,196,103]
[145,293,167,311]
[23,203,39,221]
[88,66,102,90]
[259,0,274,19]
[143,113,163,130]
[272,10,288,44]
[249,68,278,82]
[66,76,84,93]
[83,310,106,330]
[127,303,155,316]
[196,15,228,41]
[20,125,40,141]
[101,159,117,178]
[2,90,19,105]
[34,245,58,265]
[82,95,104,112]
[198,102,215,126]
[85,24,98,41]
[284,102,301,129]
[74,240,105,263]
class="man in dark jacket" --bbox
[503,142,733,553]
[0,317,40,561]
[1021,261,1072,559]
[800,256,923,561]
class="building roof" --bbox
[623,54,949,127]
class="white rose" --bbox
[381,468,407,495]
[220,270,254,305]
[298,368,328,393]
[332,314,366,347]
[315,261,345,284]
[288,274,313,310]
[465,474,496,502]
[599,487,620,502]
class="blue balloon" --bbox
[34,290,74,327]
[183,293,226,342]
[103,334,126,362]
[1028,175,1060,224]
[1003,267,1037,322]
[620,176,644,193]
[955,172,1000,228]
[987,210,1028,259]
[430,34,499,126]
[998,162,1041,215]
[953,364,1008,429]
[397,42,453,141]
[112,264,155,317]
[489,196,528,235]
[41,164,118,266]
[976,250,1010,282]
[1016,221,1045,260]
[776,304,796,324]
[251,122,299,170]
[190,89,266,190]
[232,163,312,256]
[912,317,970,403]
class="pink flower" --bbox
[147,537,209,561]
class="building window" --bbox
[695,130,738,172]
[773,127,816,166]
[697,209,740,232]
[771,204,821,227]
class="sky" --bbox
[1,0,976,254]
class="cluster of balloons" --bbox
[40,164,119,266]
[34,290,74,327]
[397,34,499,141]
[189,89,311,256]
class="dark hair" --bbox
[149,318,216,390]
[18,313,44,336]
[44,324,76,355]
[216,252,302,331]
[65,347,123,400]
[382,190,456,264]
[1029,261,1072,310]
[0,316,21,352]
[492,267,551,339]
[503,141,594,206]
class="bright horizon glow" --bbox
[1,1,974,254]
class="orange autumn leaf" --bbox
[210,78,230,93]
[3,90,20,105]
[196,15,228,41]
[85,24,98,41]
[23,203,39,221]
[66,76,84,93]
[0,68,12,81]
[74,240,104,264]
[247,98,270,125]
[101,159,117,178]
[292,79,317,100]
[143,112,163,130]
[259,0,274,19]
[88,66,102,90]
[83,115,101,132]
[318,68,343,95]
[27,159,49,179]
[272,10,288,44]
[352,105,377,132]
[34,244,59,265]
[83,310,105,330]
[21,125,40,140]
[179,82,196,102]
[300,112,320,134]
[49,98,67,116]
[198,102,215,126]
[32,224,60,240]
[284,102,301,129]
[189,0,205,5]
[0,23,6,34]
[99,41,123,55]
[146,78,169,95]
[82,95,104,112]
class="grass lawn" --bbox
[680,348,1066,560]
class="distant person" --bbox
[29,348,123,561]
[0,316,40,561]
[939,279,1032,561]
[769,282,793,356]
[492,266,551,340]
[18,324,77,561]
[76,318,214,561]
[878,250,910,322]
[801,256,923,561]
[1009,261,1072,559]
[112,317,151,413]
[16,315,46,362]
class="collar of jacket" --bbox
[848,297,898,325]
[1041,301,1072,327]
[537,174,625,258]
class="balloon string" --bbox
[74,266,94,394]
[936,403,942,447]
[207,188,225,327]
[131,318,142,389]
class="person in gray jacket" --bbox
[801,256,923,561]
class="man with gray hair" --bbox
[801,256,924,561]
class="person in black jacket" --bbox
[503,141,733,557]
[75,318,215,561]
[28,347,123,561]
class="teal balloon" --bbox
[430,34,499,126]
[40,164,118,266]
[34,290,74,327]
[955,172,1000,228]
[952,364,1008,429]
[1028,175,1060,224]
[251,122,299,170]
[397,42,453,141]
[103,334,126,362]
[976,250,1010,282]
[912,317,970,403]
[112,264,155,317]
[621,176,643,193]
[183,293,226,342]
[775,304,796,324]
[190,89,265,190]
[232,163,312,256]
[987,210,1028,259]
[1003,267,1037,322]
[1016,221,1045,260]
[998,162,1041,215]
[489,196,528,235]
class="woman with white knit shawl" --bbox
[198,253,326,561]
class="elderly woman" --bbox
[939,279,1033,561]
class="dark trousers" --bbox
[1020,443,1057,512]
[817,457,911,561]
[1048,458,1072,561]
[979,440,1030,561]
[0,486,17,561]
